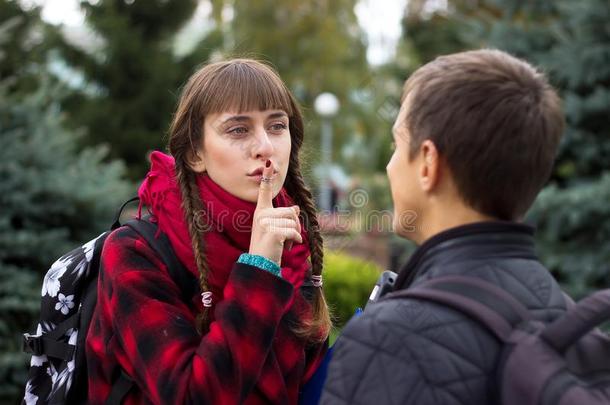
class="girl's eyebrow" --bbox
[220,111,287,125]
[221,115,251,125]
[267,112,288,120]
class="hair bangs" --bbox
[201,60,295,117]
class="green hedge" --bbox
[323,250,382,329]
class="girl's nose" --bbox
[252,129,274,159]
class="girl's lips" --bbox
[247,172,278,183]
[248,174,264,182]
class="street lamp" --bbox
[314,92,340,213]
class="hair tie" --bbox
[201,291,213,307]
[311,275,323,287]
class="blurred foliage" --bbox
[401,1,474,64]
[57,0,223,178]
[0,0,63,94]
[529,174,610,297]
[324,250,382,328]
[0,75,132,401]
[229,0,368,103]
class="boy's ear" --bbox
[418,140,440,192]
[186,149,206,173]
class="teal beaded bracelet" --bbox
[237,253,282,277]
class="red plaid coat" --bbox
[86,226,327,404]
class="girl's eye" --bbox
[228,126,248,135]
[269,123,288,132]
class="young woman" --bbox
[86,59,331,404]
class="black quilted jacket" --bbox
[321,221,568,405]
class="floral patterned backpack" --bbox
[21,198,195,405]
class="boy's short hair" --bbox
[401,49,564,220]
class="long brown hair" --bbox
[167,59,331,342]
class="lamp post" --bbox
[314,92,340,213]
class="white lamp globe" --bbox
[314,92,340,118]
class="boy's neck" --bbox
[410,201,496,245]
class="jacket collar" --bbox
[394,221,538,290]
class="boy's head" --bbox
[387,49,564,242]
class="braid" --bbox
[285,159,324,275]
[175,159,211,334]
[285,154,332,342]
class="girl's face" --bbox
[193,109,292,203]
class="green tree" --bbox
[530,175,610,297]
[0,77,132,402]
[58,0,222,178]
[228,0,368,103]
[0,0,63,94]
[400,0,476,65]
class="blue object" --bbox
[237,253,282,277]
[299,345,333,405]
[298,308,362,404]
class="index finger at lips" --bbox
[256,160,275,210]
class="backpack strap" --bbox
[124,218,198,303]
[111,196,139,230]
[106,370,134,405]
[102,204,196,404]
[109,196,197,300]
[541,289,610,353]
[22,311,80,361]
[384,275,531,342]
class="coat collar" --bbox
[394,221,537,290]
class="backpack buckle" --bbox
[22,333,44,356]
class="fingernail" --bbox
[265,160,271,168]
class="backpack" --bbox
[386,275,610,405]
[22,197,195,405]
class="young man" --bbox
[321,49,565,404]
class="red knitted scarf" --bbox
[137,151,311,303]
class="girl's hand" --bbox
[249,160,302,264]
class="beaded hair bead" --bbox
[201,291,213,307]
[311,275,323,287]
